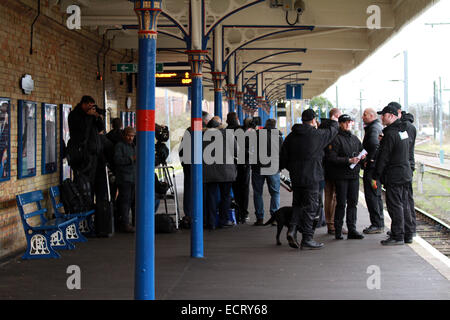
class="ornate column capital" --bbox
[186,50,208,77]
[211,72,227,92]
[226,84,237,100]
[133,0,162,39]
[236,91,243,105]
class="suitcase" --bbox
[94,167,115,237]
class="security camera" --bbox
[294,0,305,14]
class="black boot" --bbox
[301,237,324,250]
[347,230,364,239]
[287,225,299,249]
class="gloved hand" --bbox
[371,179,378,190]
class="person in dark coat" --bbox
[320,108,342,235]
[114,126,137,233]
[373,105,413,245]
[361,108,385,234]
[68,96,104,185]
[280,109,339,249]
[227,112,251,224]
[388,102,417,236]
[251,118,283,226]
[326,114,365,240]
[203,116,237,229]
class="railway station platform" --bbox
[0,173,449,301]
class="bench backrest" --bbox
[16,191,48,230]
[49,186,66,219]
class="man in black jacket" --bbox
[373,105,413,245]
[361,108,384,234]
[326,114,365,240]
[388,102,417,236]
[280,109,339,249]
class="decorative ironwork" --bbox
[134,0,162,39]
[186,50,208,77]
[30,234,50,256]
[211,72,227,92]
[226,84,237,100]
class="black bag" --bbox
[155,214,176,233]
[179,215,191,229]
[94,166,115,236]
[95,197,114,236]
[60,178,86,214]
[73,173,93,210]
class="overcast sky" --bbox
[323,0,450,114]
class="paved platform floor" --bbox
[0,172,449,300]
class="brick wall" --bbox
[0,0,137,259]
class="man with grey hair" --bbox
[361,108,384,234]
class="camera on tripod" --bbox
[155,123,170,166]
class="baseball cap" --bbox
[338,114,354,123]
[302,109,316,122]
[386,101,402,111]
[377,105,398,116]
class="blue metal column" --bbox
[186,50,207,258]
[133,0,161,300]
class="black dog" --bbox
[264,206,319,246]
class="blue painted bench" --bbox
[16,190,78,259]
[49,185,95,241]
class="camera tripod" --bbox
[155,162,180,229]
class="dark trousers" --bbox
[182,164,192,218]
[117,182,135,227]
[363,169,384,228]
[232,164,250,220]
[406,182,416,234]
[385,183,414,240]
[290,185,320,241]
[334,178,359,233]
[204,182,232,229]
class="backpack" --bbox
[60,178,86,214]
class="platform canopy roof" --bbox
[58,0,437,103]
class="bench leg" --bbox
[50,228,75,250]
[65,221,87,243]
[22,232,61,259]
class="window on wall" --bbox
[0,98,11,182]
[18,100,37,179]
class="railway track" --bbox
[415,149,450,160]
[414,207,450,258]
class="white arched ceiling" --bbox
[64,0,438,102]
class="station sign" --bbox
[285,84,303,100]
[156,70,192,87]
[115,63,163,73]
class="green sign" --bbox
[116,63,137,73]
[156,63,164,72]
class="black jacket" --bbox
[319,118,337,180]
[280,121,338,187]
[373,119,412,185]
[251,127,284,174]
[325,128,363,180]
[202,127,237,183]
[113,140,136,184]
[362,119,383,170]
[402,112,416,171]
[68,104,104,156]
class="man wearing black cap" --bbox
[373,105,413,245]
[280,108,339,249]
[385,102,417,236]
[325,114,365,240]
